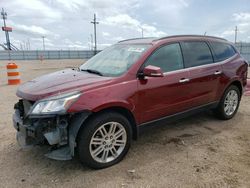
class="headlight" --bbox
[30,91,81,115]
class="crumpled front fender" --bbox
[68,111,92,156]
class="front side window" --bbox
[182,41,213,68]
[210,42,236,62]
[80,44,150,77]
[144,43,184,72]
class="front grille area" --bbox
[13,99,70,147]
[14,99,34,118]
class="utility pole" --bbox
[42,36,45,50]
[234,26,238,44]
[88,36,91,50]
[23,40,26,50]
[90,34,93,51]
[1,8,11,50]
[139,26,144,38]
[91,14,99,54]
[27,38,30,50]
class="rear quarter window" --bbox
[210,42,236,62]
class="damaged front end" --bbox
[13,98,90,160]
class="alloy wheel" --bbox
[224,90,238,116]
[89,122,127,163]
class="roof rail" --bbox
[118,37,156,43]
[154,35,227,42]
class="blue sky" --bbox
[1,0,250,50]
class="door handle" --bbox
[214,70,222,75]
[179,78,190,83]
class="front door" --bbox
[137,43,193,124]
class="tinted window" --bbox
[182,41,213,68]
[210,42,236,62]
[145,43,184,72]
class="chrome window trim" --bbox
[162,53,238,76]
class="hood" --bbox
[17,69,113,101]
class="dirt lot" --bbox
[0,59,249,188]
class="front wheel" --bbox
[214,85,241,120]
[77,112,132,169]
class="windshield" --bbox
[80,44,150,77]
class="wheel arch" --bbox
[230,80,243,96]
[75,106,138,142]
[90,106,138,140]
[214,79,242,120]
[220,79,243,100]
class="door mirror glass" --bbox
[142,65,164,77]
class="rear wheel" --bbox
[77,112,132,169]
[214,85,241,120]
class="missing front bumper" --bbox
[12,109,73,160]
[12,105,91,161]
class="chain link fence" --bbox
[0,50,100,60]
[235,42,250,63]
[0,44,250,62]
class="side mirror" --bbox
[142,65,164,77]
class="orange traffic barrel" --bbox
[6,63,21,85]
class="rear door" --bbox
[180,41,222,107]
[209,41,239,99]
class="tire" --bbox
[77,111,132,169]
[214,85,241,120]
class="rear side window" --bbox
[210,42,236,62]
[181,41,213,68]
[145,43,184,72]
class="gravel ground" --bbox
[0,59,249,188]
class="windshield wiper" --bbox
[80,69,103,76]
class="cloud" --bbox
[179,0,189,7]
[111,36,125,41]
[14,24,54,37]
[141,24,166,37]
[103,14,166,37]
[3,0,62,21]
[54,0,84,10]
[232,12,250,22]
[220,12,250,41]
[102,32,110,37]
[103,14,140,28]
[59,38,89,50]
[68,44,88,49]
[2,0,250,50]
[6,20,60,40]
[231,13,250,35]
[221,29,235,37]
[75,41,83,45]
[149,0,190,21]
[54,0,140,16]
[55,0,116,10]
[98,43,112,48]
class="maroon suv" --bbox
[13,35,248,169]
